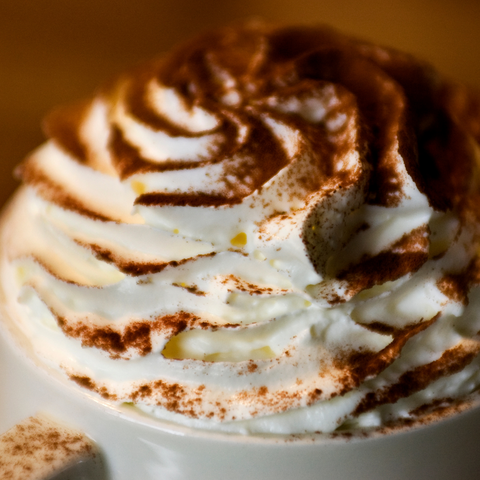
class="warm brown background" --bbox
[1,0,479,207]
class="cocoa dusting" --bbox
[172,282,207,296]
[136,192,242,207]
[10,22,480,430]
[56,312,207,359]
[247,361,258,373]
[16,161,112,222]
[222,274,288,295]
[43,100,92,164]
[0,416,97,480]
[19,23,480,225]
[81,242,216,277]
[354,342,480,416]
[296,46,408,207]
[125,61,214,138]
[334,315,439,393]
[437,273,470,305]
[336,225,429,296]
[373,393,480,436]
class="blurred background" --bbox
[1,0,479,207]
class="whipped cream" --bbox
[2,23,480,434]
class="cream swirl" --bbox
[2,23,480,434]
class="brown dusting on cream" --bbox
[379,395,478,434]
[11,23,480,428]
[70,375,117,400]
[296,46,407,207]
[248,361,258,373]
[136,192,242,207]
[85,243,168,276]
[43,100,91,164]
[354,342,480,416]
[331,393,480,438]
[172,282,207,296]
[125,62,210,138]
[222,274,289,295]
[27,25,354,205]
[437,273,470,305]
[109,126,216,180]
[67,370,331,421]
[232,385,319,416]
[356,41,480,215]
[436,258,479,304]
[336,225,429,296]
[66,374,214,420]
[17,23,480,222]
[409,397,456,419]
[56,312,209,359]
[131,381,194,417]
[334,315,439,393]
[0,415,98,480]
[16,160,112,222]
[110,126,155,179]
[81,242,216,276]
[360,321,398,336]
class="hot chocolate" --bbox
[2,22,480,439]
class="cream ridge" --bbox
[2,22,480,435]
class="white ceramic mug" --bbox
[3,313,480,480]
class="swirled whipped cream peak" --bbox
[3,22,480,434]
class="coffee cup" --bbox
[2,315,480,480]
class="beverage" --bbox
[2,22,480,479]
